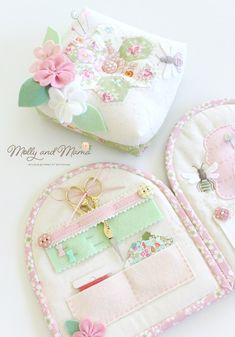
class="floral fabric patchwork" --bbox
[65,25,159,102]
[64,23,183,103]
[125,232,173,266]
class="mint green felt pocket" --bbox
[46,198,163,272]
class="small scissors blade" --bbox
[110,238,124,262]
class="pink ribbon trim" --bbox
[50,191,144,245]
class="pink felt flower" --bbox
[73,319,105,337]
[30,40,61,72]
[33,54,75,88]
[34,40,61,60]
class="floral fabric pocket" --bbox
[18,8,187,155]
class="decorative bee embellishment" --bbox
[182,162,219,193]
[156,42,184,79]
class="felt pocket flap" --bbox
[67,244,194,325]
[46,195,163,273]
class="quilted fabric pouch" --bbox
[25,160,234,337]
[18,8,186,155]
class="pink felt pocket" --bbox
[67,244,194,325]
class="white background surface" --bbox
[0,0,234,336]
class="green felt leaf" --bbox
[142,232,152,241]
[67,52,77,63]
[119,37,153,61]
[18,78,49,107]
[65,320,80,336]
[72,105,107,133]
[96,76,129,102]
[43,26,60,44]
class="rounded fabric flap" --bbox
[166,99,235,285]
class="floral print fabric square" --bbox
[64,24,162,103]
[125,232,173,266]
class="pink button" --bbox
[214,207,230,221]
[38,233,52,248]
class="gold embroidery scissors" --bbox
[50,175,123,261]
[65,177,102,216]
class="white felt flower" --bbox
[48,81,88,124]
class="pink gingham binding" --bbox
[165,98,235,290]
[25,162,234,337]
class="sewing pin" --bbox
[224,132,235,150]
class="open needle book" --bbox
[25,99,235,337]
